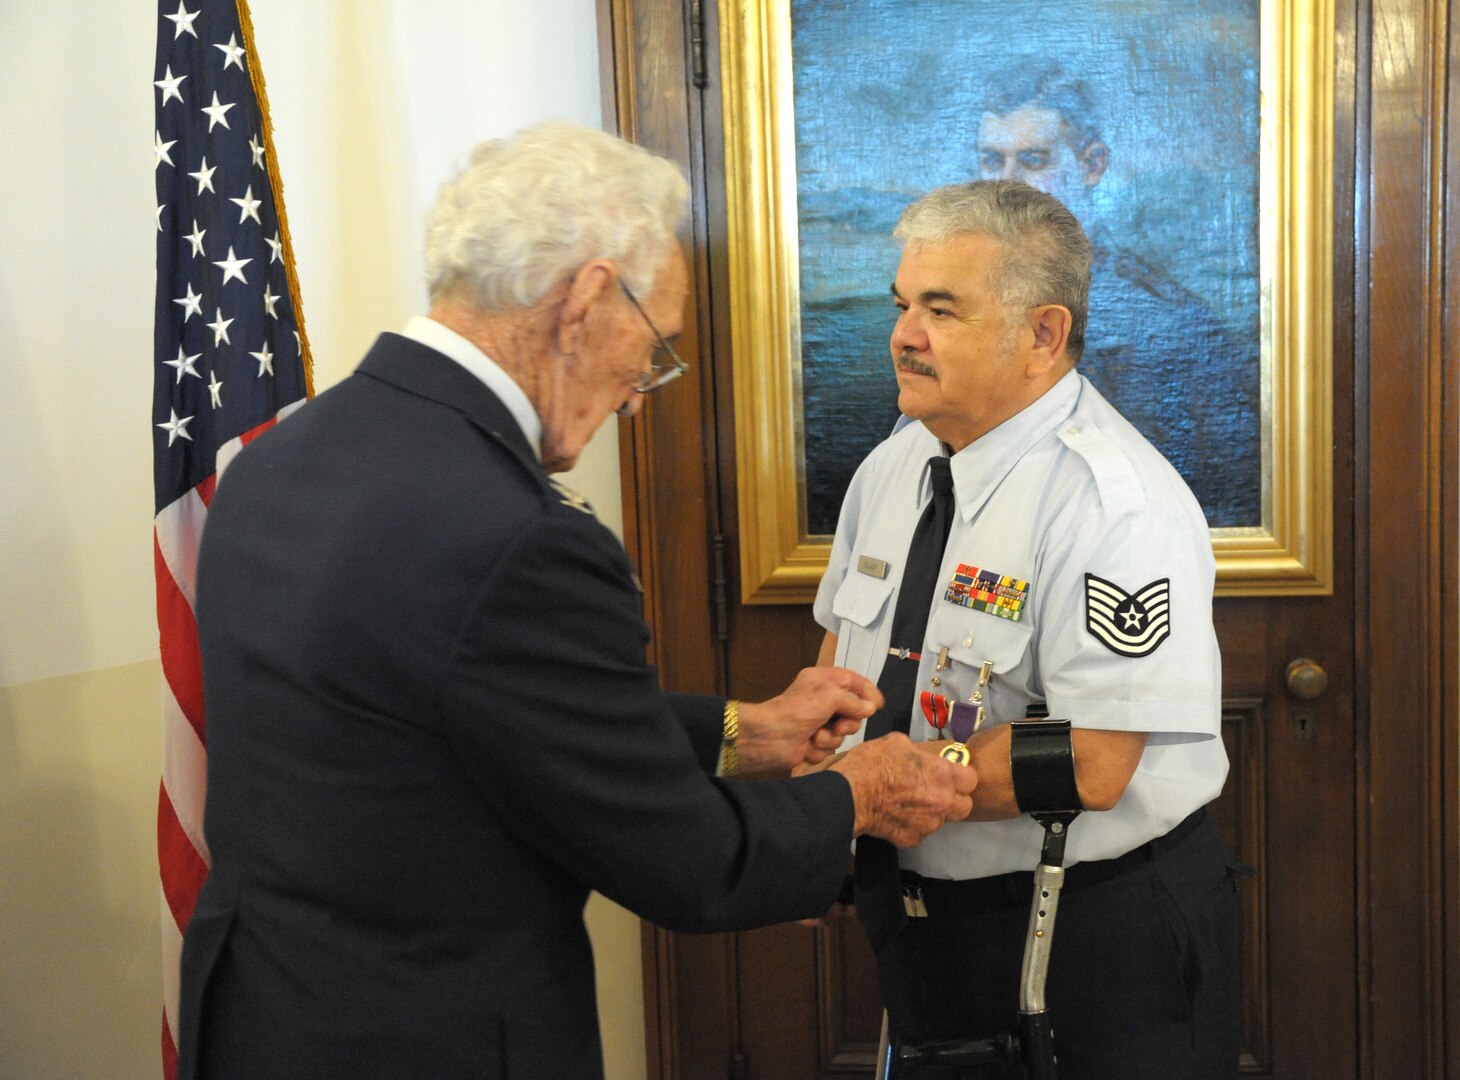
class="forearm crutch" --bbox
[875,715,1082,1080]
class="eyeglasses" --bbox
[619,280,689,393]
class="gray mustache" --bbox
[897,355,936,377]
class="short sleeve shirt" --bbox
[813,370,1227,878]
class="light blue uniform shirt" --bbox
[814,370,1227,878]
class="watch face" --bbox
[938,742,971,767]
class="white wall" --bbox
[0,3,643,1076]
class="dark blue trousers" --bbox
[877,810,1243,1080]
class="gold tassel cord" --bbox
[234,0,315,398]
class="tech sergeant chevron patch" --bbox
[1084,574,1171,658]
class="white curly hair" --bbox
[424,121,689,310]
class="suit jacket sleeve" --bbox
[662,692,727,773]
[438,504,854,932]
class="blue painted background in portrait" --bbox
[791,0,1262,534]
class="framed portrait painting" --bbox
[720,0,1333,602]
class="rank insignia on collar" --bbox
[944,563,1028,621]
[1085,574,1171,657]
[550,479,595,516]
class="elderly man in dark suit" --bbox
[177,122,975,1080]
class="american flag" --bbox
[152,1,311,1074]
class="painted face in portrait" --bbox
[976,105,1108,211]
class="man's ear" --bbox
[1080,140,1110,187]
[557,259,617,356]
[1026,304,1072,376]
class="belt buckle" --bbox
[902,883,928,918]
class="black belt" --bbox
[901,808,1209,917]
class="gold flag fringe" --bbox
[235,0,315,397]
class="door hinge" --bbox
[689,0,708,88]
[712,533,729,642]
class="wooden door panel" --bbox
[813,919,882,1071]
[1215,593,1359,1077]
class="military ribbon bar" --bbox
[944,563,1029,621]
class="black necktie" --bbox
[854,455,956,952]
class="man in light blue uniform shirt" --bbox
[813,180,1240,1078]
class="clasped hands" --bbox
[737,667,977,848]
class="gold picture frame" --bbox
[720,0,1334,603]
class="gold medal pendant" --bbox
[939,742,971,766]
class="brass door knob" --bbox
[1285,658,1328,700]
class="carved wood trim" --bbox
[1442,6,1460,1074]
[1221,697,1273,1075]
[1359,1,1452,1076]
[813,920,878,1072]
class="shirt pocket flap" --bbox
[930,605,1035,674]
[831,573,894,629]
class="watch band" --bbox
[719,699,740,778]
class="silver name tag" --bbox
[857,555,890,579]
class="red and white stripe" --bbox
[156,403,302,1075]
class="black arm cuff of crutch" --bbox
[1009,718,1082,813]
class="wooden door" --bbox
[600,0,1458,1077]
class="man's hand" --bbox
[828,733,977,847]
[735,667,883,777]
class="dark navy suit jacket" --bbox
[178,333,854,1079]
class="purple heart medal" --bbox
[948,660,995,741]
